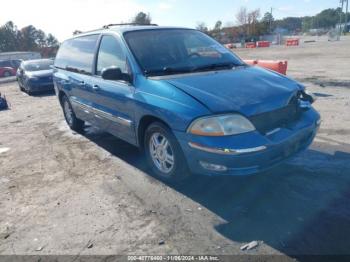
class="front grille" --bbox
[249,95,301,134]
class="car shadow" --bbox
[82,125,350,256]
[31,90,56,97]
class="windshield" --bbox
[24,60,53,72]
[124,29,244,76]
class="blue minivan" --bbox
[53,24,320,181]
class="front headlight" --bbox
[188,114,255,136]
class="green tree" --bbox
[315,8,342,28]
[132,12,152,25]
[214,20,222,31]
[0,21,59,56]
[36,29,47,48]
[196,22,208,33]
[46,34,59,47]
[20,25,39,51]
[275,17,302,32]
[261,12,274,34]
[0,21,21,51]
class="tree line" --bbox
[0,21,59,57]
[1,7,347,55]
[197,7,350,42]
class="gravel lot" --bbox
[0,36,350,259]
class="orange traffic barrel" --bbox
[256,60,288,75]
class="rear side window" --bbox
[0,61,11,67]
[55,34,99,75]
[96,35,127,76]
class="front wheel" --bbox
[62,95,84,132]
[18,82,24,91]
[144,122,190,182]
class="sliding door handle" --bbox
[92,84,100,91]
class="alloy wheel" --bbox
[149,132,175,174]
[63,99,74,126]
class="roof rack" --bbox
[102,23,158,29]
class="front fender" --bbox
[133,75,210,132]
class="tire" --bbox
[144,122,190,182]
[61,95,84,132]
[3,71,11,77]
[23,82,33,95]
[18,82,24,92]
[26,85,33,96]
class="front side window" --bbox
[124,29,244,76]
[96,35,127,76]
[55,34,99,75]
[0,61,11,67]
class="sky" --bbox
[0,0,340,41]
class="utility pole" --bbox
[346,0,349,34]
[270,7,273,33]
[340,0,344,35]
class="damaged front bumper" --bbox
[174,107,320,176]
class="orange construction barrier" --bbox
[243,60,258,66]
[286,39,299,46]
[257,60,288,75]
[245,42,256,48]
[243,60,288,75]
[225,43,235,49]
[257,41,270,48]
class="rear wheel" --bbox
[3,71,11,77]
[144,122,190,182]
[62,95,84,132]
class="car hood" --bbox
[164,66,302,116]
[26,69,53,78]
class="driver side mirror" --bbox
[101,67,129,82]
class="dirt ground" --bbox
[0,36,350,259]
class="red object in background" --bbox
[243,60,258,66]
[0,67,16,78]
[245,42,256,48]
[243,60,288,75]
[256,60,288,75]
[225,43,235,49]
[286,39,299,46]
[257,41,270,48]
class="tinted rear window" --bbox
[54,34,99,74]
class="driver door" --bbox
[89,34,136,145]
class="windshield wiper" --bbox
[145,67,192,76]
[191,62,241,73]
[145,63,244,76]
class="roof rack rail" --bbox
[102,23,158,29]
